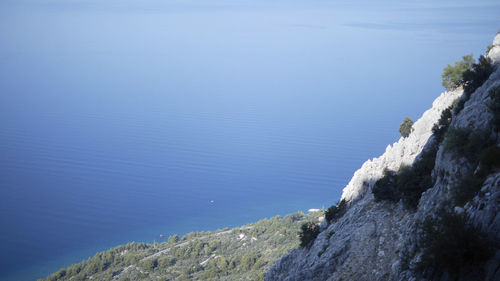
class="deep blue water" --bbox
[1,0,500,280]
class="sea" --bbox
[1,0,499,280]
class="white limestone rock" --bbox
[340,89,461,202]
[488,32,500,65]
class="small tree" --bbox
[325,200,347,223]
[441,54,475,89]
[299,222,319,248]
[168,234,179,244]
[462,55,493,96]
[399,117,414,138]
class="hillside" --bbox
[265,33,500,281]
[39,212,322,281]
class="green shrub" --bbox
[452,55,493,115]
[451,171,485,207]
[477,145,500,177]
[462,55,493,96]
[374,104,457,208]
[139,258,159,271]
[299,222,319,248]
[441,54,475,90]
[444,127,494,163]
[486,44,494,54]
[488,86,500,131]
[168,234,179,244]
[372,146,437,210]
[417,210,494,279]
[373,169,399,203]
[453,97,466,115]
[443,126,497,206]
[431,106,452,142]
[443,127,471,153]
[480,145,500,169]
[399,117,414,138]
[399,148,437,209]
[325,199,347,223]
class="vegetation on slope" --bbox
[298,222,320,248]
[417,209,495,279]
[412,72,499,279]
[372,106,452,211]
[452,54,493,115]
[399,117,414,138]
[39,212,322,281]
[374,50,496,210]
[489,85,500,131]
[441,54,475,90]
[297,198,348,249]
[324,199,347,223]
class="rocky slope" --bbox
[266,33,500,281]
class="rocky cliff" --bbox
[266,33,500,281]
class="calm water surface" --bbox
[1,0,499,280]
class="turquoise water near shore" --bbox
[1,1,500,280]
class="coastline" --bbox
[23,199,328,281]
[36,208,325,281]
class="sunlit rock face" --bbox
[488,32,500,65]
[266,34,500,281]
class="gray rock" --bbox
[266,34,500,281]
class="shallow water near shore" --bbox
[1,0,500,280]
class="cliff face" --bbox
[266,33,500,281]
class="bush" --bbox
[462,55,493,96]
[443,127,471,153]
[373,169,399,203]
[451,171,485,207]
[325,200,347,223]
[444,127,494,163]
[373,146,437,210]
[168,234,179,244]
[399,148,437,209]
[479,145,500,170]
[139,258,159,271]
[441,54,475,89]
[444,126,497,206]
[475,145,500,179]
[299,222,319,248]
[431,106,453,142]
[488,86,500,131]
[376,106,453,209]
[399,117,414,138]
[453,97,466,115]
[452,55,493,115]
[417,210,494,279]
